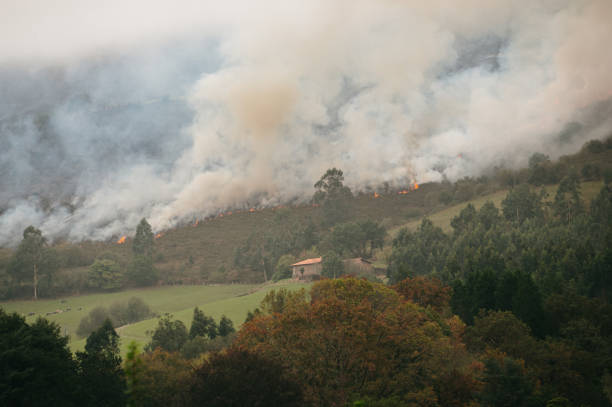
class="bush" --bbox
[77,298,153,337]
[77,306,110,338]
[109,297,153,326]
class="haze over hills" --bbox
[1,0,612,247]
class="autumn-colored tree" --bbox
[393,276,451,314]
[236,277,476,406]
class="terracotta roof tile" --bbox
[291,257,322,266]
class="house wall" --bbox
[292,263,322,280]
[343,258,374,275]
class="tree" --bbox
[450,203,477,235]
[88,258,123,291]
[125,345,192,407]
[133,218,154,258]
[237,278,469,406]
[189,307,217,340]
[478,355,539,407]
[218,315,235,337]
[0,309,79,406]
[321,251,344,279]
[128,218,157,286]
[11,226,57,300]
[273,254,296,281]
[313,168,353,226]
[501,184,544,224]
[127,255,157,286]
[76,319,126,406]
[146,314,188,352]
[190,349,304,407]
[393,276,451,314]
[553,173,584,224]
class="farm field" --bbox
[0,280,310,355]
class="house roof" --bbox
[344,257,372,264]
[291,257,322,266]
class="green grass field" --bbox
[0,280,309,355]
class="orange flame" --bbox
[117,236,126,244]
[414,183,419,190]
[193,219,199,227]
[155,233,163,239]
[373,192,380,198]
[398,190,409,195]
[249,208,255,213]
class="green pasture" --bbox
[0,280,309,355]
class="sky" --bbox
[1,0,611,245]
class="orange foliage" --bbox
[393,276,452,313]
[236,277,476,406]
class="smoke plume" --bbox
[1,0,611,245]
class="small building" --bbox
[343,257,374,276]
[291,257,322,281]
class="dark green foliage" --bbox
[478,356,539,407]
[127,255,157,286]
[323,219,386,258]
[88,258,123,290]
[234,214,320,283]
[553,173,584,223]
[133,218,154,258]
[0,309,79,406]
[245,308,262,323]
[190,349,304,407]
[313,167,353,226]
[321,251,344,278]
[582,163,601,180]
[218,315,235,337]
[146,313,188,352]
[273,254,296,281]
[450,203,477,235]
[501,184,544,223]
[387,218,448,283]
[9,226,58,299]
[189,307,218,340]
[76,319,126,406]
[584,139,606,154]
[451,270,546,335]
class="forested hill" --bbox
[1,137,612,299]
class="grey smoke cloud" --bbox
[1,0,611,245]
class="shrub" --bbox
[76,306,110,338]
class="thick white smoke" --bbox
[1,0,611,245]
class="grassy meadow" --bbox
[0,280,309,355]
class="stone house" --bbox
[291,257,322,281]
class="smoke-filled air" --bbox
[1,0,611,246]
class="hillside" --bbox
[1,137,611,297]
